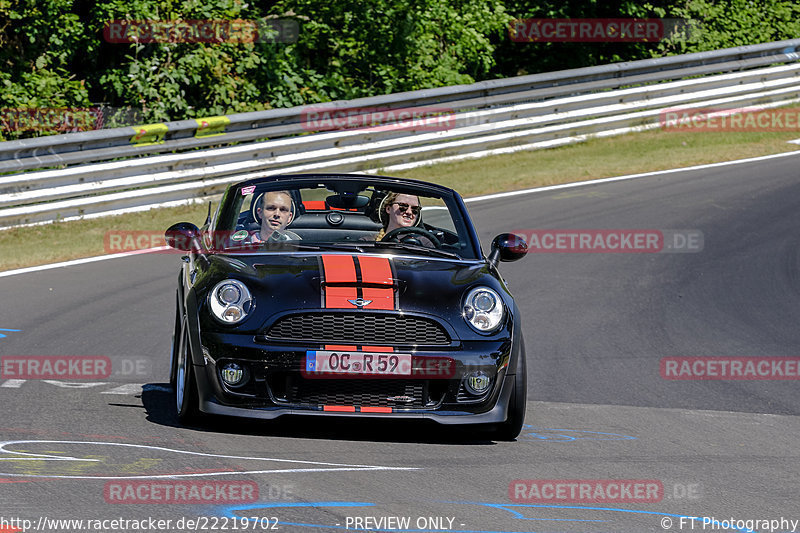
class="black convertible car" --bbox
[166,173,528,439]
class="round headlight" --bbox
[218,284,241,305]
[208,279,253,324]
[473,290,496,312]
[463,287,504,333]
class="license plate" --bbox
[305,350,411,376]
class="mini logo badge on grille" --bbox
[347,298,373,307]
[386,395,414,403]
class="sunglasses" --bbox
[392,202,421,215]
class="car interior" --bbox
[232,186,463,251]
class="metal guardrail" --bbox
[2,39,800,227]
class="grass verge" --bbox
[1,128,798,271]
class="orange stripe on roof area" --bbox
[358,256,394,285]
[321,255,357,283]
[361,287,394,310]
[303,200,327,210]
[361,406,392,413]
[325,286,358,308]
[323,405,356,412]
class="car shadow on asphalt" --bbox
[139,383,501,445]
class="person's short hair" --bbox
[253,189,295,225]
[262,190,294,212]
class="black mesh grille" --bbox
[266,313,450,345]
[282,378,440,408]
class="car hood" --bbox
[200,252,504,326]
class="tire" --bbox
[175,323,200,424]
[169,292,181,388]
[491,347,527,441]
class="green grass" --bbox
[2,128,798,271]
[389,129,800,197]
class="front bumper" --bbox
[191,331,517,424]
[194,364,516,424]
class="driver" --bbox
[369,192,435,247]
[251,190,301,243]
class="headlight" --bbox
[462,287,504,333]
[208,280,253,324]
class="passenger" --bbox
[367,192,434,247]
[253,190,301,242]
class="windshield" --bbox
[213,179,479,259]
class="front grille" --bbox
[266,313,450,345]
[292,379,426,408]
[269,376,450,409]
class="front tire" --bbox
[175,323,200,423]
[491,346,527,441]
[169,291,181,388]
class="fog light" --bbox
[221,363,244,385]
[464,371,492,395]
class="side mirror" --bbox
[165,222,201,252]
[488,233,527,267]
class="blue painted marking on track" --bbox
[220,501,758,533]
[519,426,637,442]
[0,328,20,340]
[222,502,375,512]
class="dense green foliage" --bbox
[1,0,799,139]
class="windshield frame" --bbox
[213,174,482,260]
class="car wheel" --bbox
[491,347,527,441]
[175,323,200,423]
[169,292,181,388]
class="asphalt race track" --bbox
[2,153,800,533]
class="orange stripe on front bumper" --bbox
[361,406,393,413]
[323,405,356,412]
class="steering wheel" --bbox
[383,226,442,248]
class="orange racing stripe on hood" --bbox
[320,255,358,308]
[320,255,396,310]
[355,256,395,310]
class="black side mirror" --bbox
[488,233,528,267]
[165,222,201,251]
